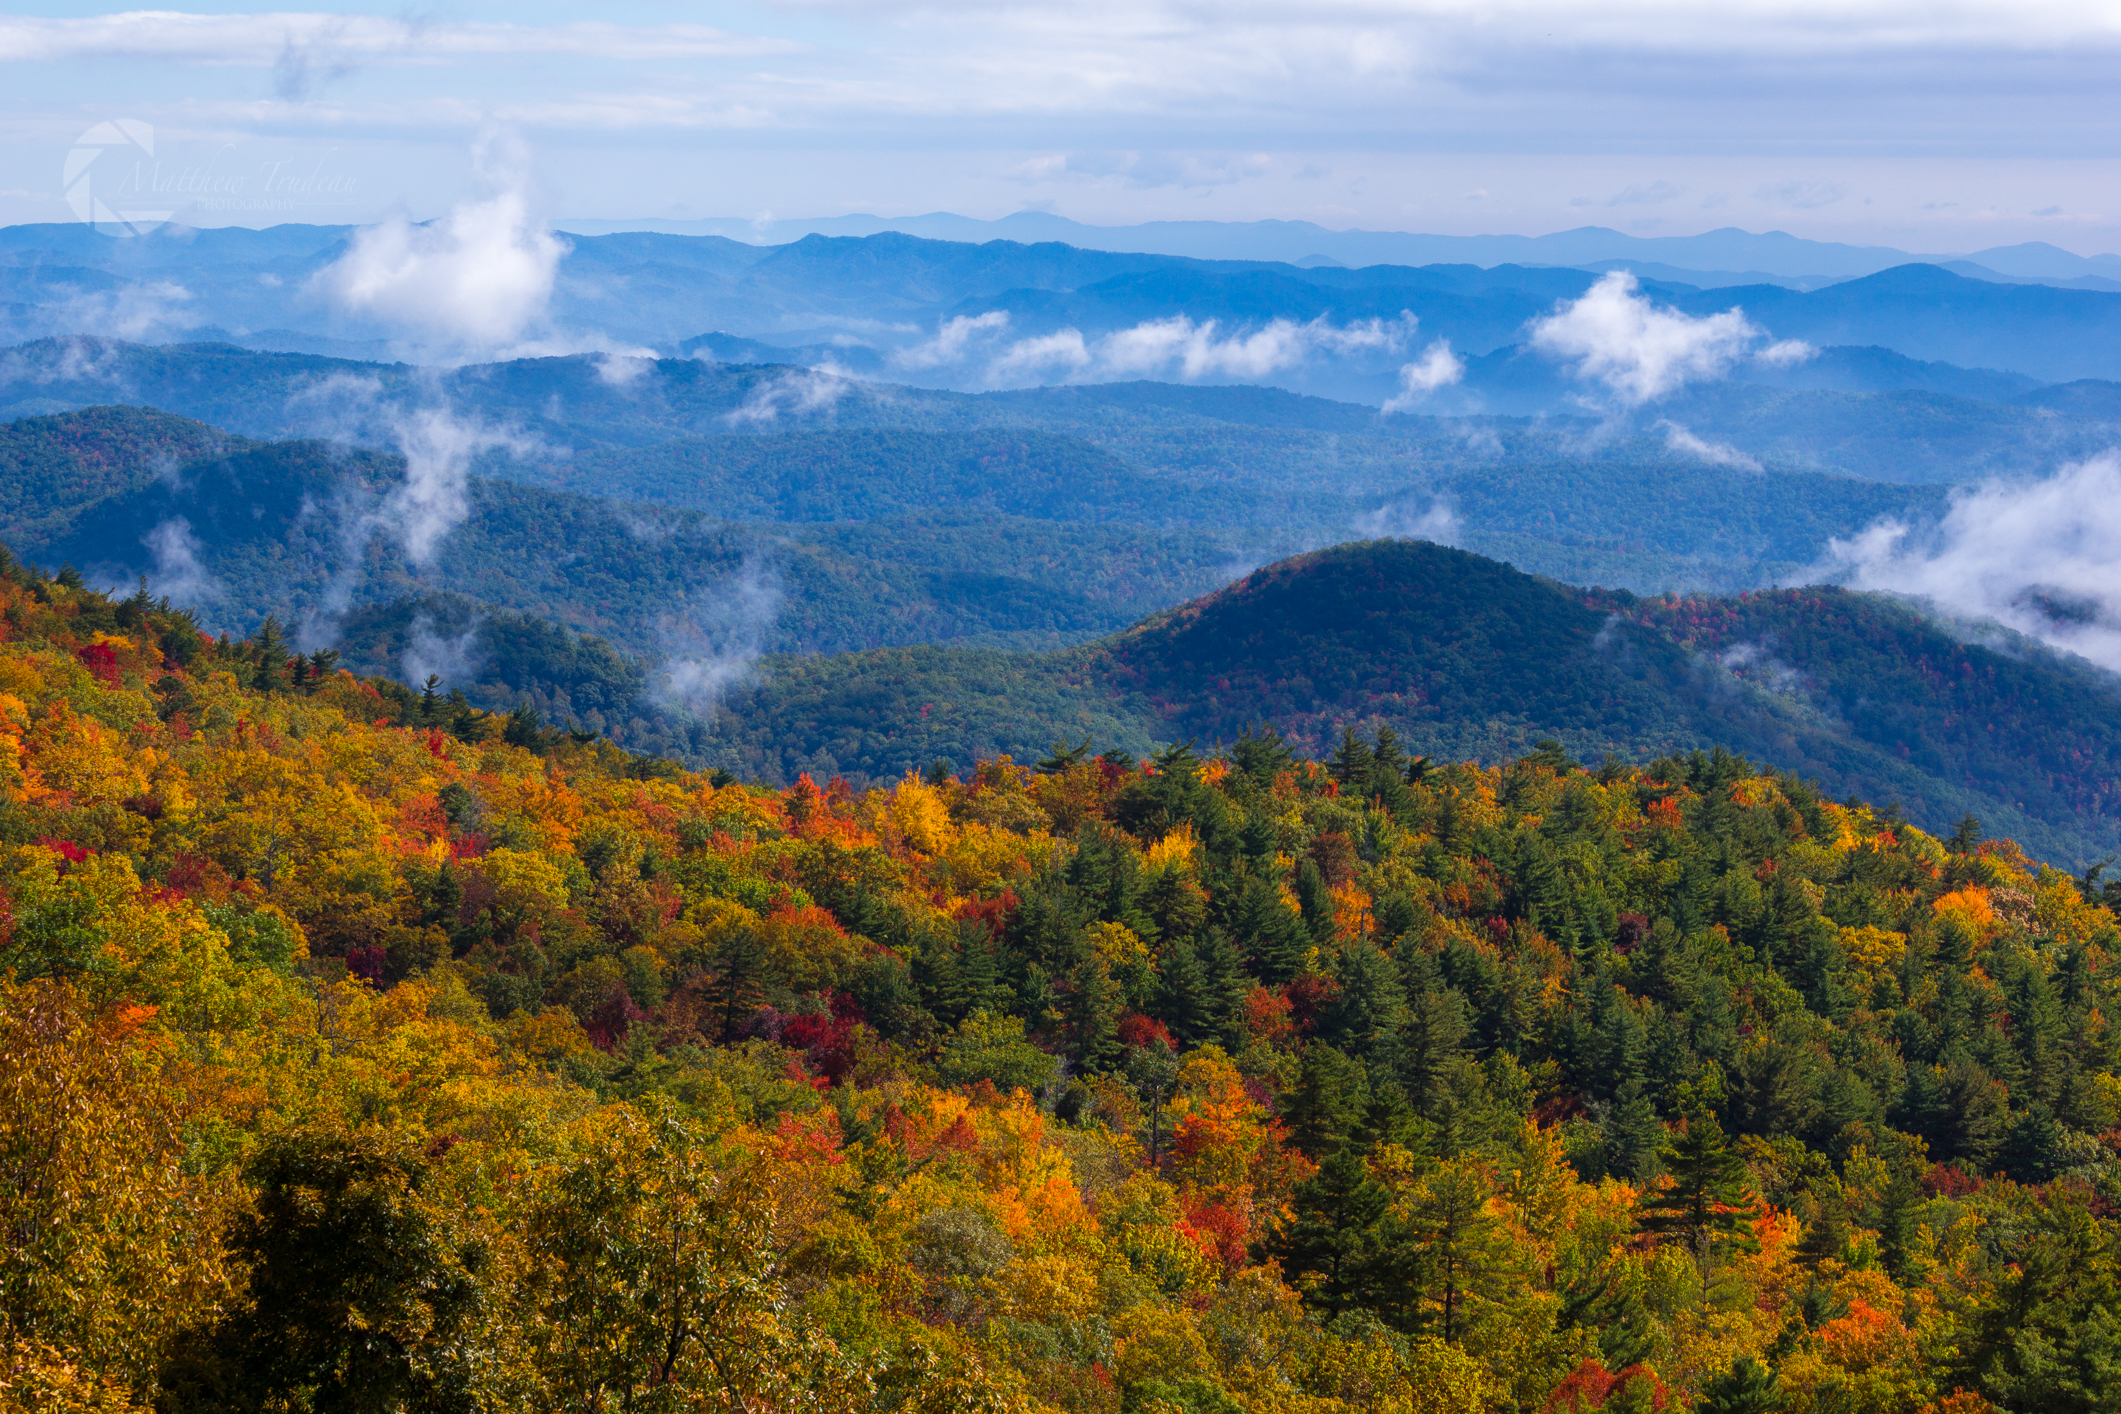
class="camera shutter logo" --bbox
[63,120,175,235]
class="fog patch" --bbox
[986,312,1413,387]
[1353,498,1461,546]
[655,558,782,716]
[141,517,219,607]
[724,364,854,426]
[1660,420,1762,472]
[1817,453,2121,674]
[403,613,483,691]
[1382,340,1464,412]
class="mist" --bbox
[1820,454,2121,674]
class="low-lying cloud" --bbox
[894,311,1011,370]
[1819,454,2121,673]
[1382,340,1464,412]
[1660,420,1762,471]
[1528,271,1813,405]
[1352,497,1462,546]
[141,516,219,607]
[379,406,537,566]
[402,613,482,691]
[988,312,1411,386]
[656,558,782,716]
[315,131,564,353]
[723,363,855,425]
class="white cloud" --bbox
[1659,419,1762,471]
[1382,339,1464,411]
[141,517,219,607]
[1528,271,1765,404]
[989,329,1092,382]
[1352,498,1461,545]
[987,313,1409,386]
[723,364,856,425]
[402,613,482,690]
[893,311,1010,369]
[1819,454,2121,673]
[377,406,538,566]
[0,14,792,65]
[315,132,564,352]
[656,559,782,717]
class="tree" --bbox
[1272,1147,1397,1320]
[519,1101,801,1412]
[1637,1109,1758,1312]
[1401,1159,1523,1345]
[158,1129,486,1414]
[1125,1037,1182,1166]
[1698,1355,1783,1413]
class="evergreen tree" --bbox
[1271,1147,1400,1321]
[1697,1356,1783,1414]
[1295,856,1336,943]
[1326,937,1407,1072]
[1284,1044,1370,1159]
[1404,1160,1523,1344]
[1329,727,1374,798]
[1064,951,1125,1072]
[1125,1038,1181,1166]
[1638,1108,1758,1311]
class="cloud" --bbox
[0,14,789,65]
[1755,179,1847,210]
[1352,498,1461,546]
[376,406,538,566]
[893,311,1011,370]
[1818,454,2121,673]
[141,517,219,607]
[30,282,197,343]
[402,613,482,690]
[594,353,658,388]
[1382,340,1464,411]
[1659,420,1762,471]
[1039,150,1274,189]
[314,131,565,352]
[989,329,1092,382]
[656,558,782,717]
[988,313,1410,386]
[1529,270,1791,405]
[723,363,856,425]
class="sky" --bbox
[1,1,2119,251]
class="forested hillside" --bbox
[7,565,2121,1414]
[642,543,2121,871]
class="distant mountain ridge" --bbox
[9,220,2121,393]
[551,212,2121,284]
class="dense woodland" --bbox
[6,566,2121,1413]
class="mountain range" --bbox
[9,220,2121,405]
[5,398,2117,869]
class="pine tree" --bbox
[1295,856,1336,943]
[1271,1146,1396,1319]
[1327,936,1407,1072]
[1697,1355,1782,1414]
[1329,727,1374,798]
[1638,1109,1758,1312]
[1064,951,1124,1072]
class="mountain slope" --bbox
[664,542,2121,865]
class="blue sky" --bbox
[3,1,2118,251]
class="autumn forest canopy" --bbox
[4,563,2121,1414]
